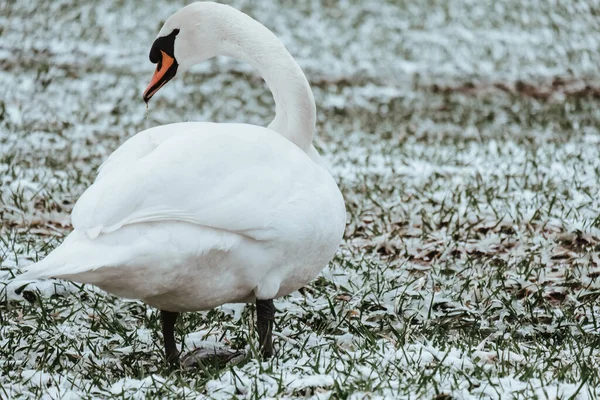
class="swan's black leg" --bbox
[256,299,275,359]
[161,310,180,365]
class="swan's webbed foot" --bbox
[180,347,246,369]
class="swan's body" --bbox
[22,122,345,312]
[18,0,346,350]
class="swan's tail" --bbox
[15,230,121,283]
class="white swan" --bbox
[18,1,346,363]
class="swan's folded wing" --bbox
[71,126,315,242]
[95,122,199,181]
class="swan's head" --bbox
[143,2,226,103]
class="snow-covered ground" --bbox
[1,0,599,398]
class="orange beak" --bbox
[143,50,178,103]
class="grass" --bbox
[1,0,600,399]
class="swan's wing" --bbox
[72,123,317,241]
[95,122,198,181]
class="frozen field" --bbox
[1,0,600,398]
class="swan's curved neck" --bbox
[217,11,316,151]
